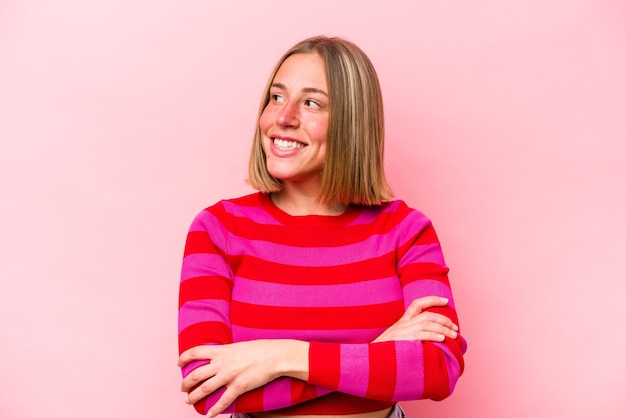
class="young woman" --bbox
[178,36,466,418]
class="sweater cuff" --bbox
[308,341,341,390]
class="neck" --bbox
[270,185,347,216]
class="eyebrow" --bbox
[271,82,328,97]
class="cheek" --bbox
[312,119,329,144]
[259,107,272,132]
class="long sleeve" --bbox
[306,211,466,401]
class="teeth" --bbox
[274,138,305,151]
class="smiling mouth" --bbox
[273,138,305,151]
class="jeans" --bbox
[231,403,406,418]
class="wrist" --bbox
[274,339,310,381]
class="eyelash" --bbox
[270,94,321,109]
[304,99,320,108]
[270,94,284,103]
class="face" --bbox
[259,53,329,186]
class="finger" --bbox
[412,312,459,331]
[417,331,447,342]
[187,372,224,405]
[421,323,458,340]
[181,363,216,392]
[206,384,241,418]
[178,345,217,367]
[404,296,449,319]
[409,316,459,339]
[400,325,456,342]
[178,346,205,367]
[386,317,459,341]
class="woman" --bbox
[178,36,466,418]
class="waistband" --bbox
[231,403,406,418]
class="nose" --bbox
[276,100,300,128]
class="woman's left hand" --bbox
[372,296,458,343]
[178,339,308,417]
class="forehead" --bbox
[273,53,328,90]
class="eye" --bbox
[304,99,321,109]
[270,94,285,103]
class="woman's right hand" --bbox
[178,339,310,417]
[372,296,459,343]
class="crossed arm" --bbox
[178,295,460,418]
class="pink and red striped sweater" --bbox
[178,192,466,415]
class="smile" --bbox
[273,138,305,151]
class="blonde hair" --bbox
[248,36,393,206]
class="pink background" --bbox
[2,1,625,417]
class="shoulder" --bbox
[188,192,264,228]
[199,192,262,215]
[372,200,437,238]
[222,192,264,207]
[348,199,433,232]
[376,199,432,223]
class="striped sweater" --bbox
[178,192,466,415]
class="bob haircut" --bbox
[248,35,393,206]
